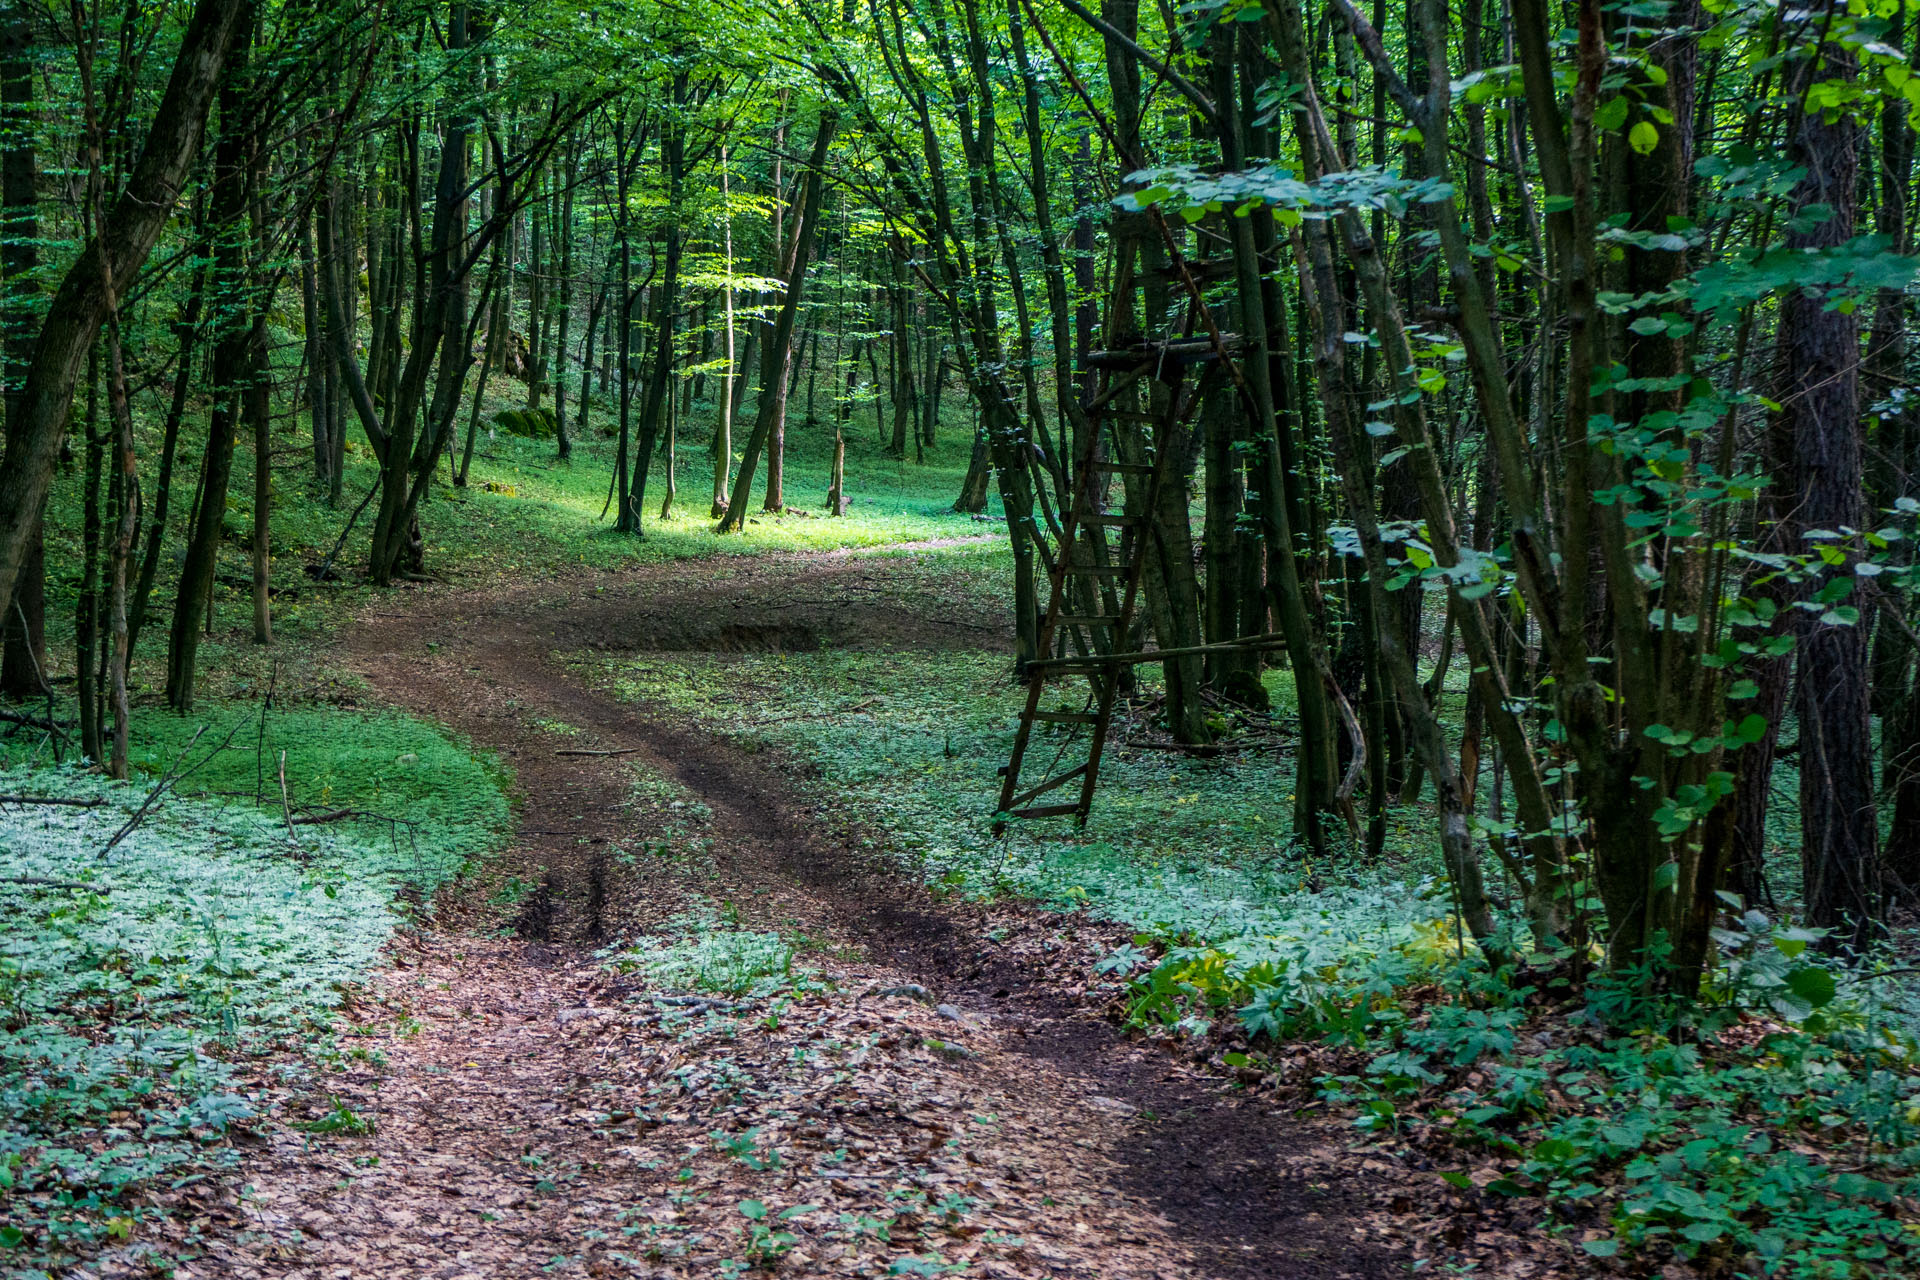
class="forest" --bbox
[2,0,1920,1275]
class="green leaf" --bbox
[1769,990,1814,1022]
[1652,861,1679,892]
[1628,121,1660,155]
[1595,97,1628,131]
[1582,1237,1620,1257]
[739,1200,768,1221]
[1786,965,1837,1009]
[1439,1170,1475,1190]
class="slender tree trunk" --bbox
[554,139,576,460]
[713,145,735,517]
[77,354,102,764]
[249,309,272,645]
[127,232,208,664]
[167,26,255,710]
[102,318,138,779]
[720,111,839,532]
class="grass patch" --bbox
[606,900,817,998]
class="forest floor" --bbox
[147,547,1445,1280]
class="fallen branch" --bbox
[0,794,106,807]
[747,697,879,727]
[649,994,757,1013]
[103,721,231,855]
[0,875,110,891]
[0,709,71,731]
[289,807,387,826]
[556,747,644,757]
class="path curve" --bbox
[190,552,1404,1280]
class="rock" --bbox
[878,983,933,1003]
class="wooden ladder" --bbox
[993,359,1191,832]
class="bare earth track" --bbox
[177,551,1418,1280]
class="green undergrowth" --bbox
[605,900,824,999]
[586,629,1455,1034]
[594,645,1430,923]
[582,591,1920,1276]
[1096,900,1920,1275]
[0,708,507,1270]
[120,702,509,877]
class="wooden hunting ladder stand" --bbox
[993,339,1226,834]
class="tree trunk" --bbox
[0,12,41,702]
[720,111,839,532]
[167,26,256,711]
[0,0,251,632]
[1779,42,1877,948]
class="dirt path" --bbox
[186,552,1409,1280]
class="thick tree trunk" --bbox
[1778,43,1877,948]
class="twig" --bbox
[102,723,223,855]
[255,661,278,802]
[14,599,63,760]
[278,749,301,848]
[556,747,645,757]
[316,479,381,583]
[287,806,418,829]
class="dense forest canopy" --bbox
[7,0,1920,1272]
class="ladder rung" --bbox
[1008,763,1091,809]
[1081,514,1143,528]
[1035,659,1116,674]
[1031,710,1099,724]
[1051,614,1118,627]
[1009,803,1083,820]
[1103,409,1160,423]
[1096,460,1156,475]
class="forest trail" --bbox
[190,550,1407,1280]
